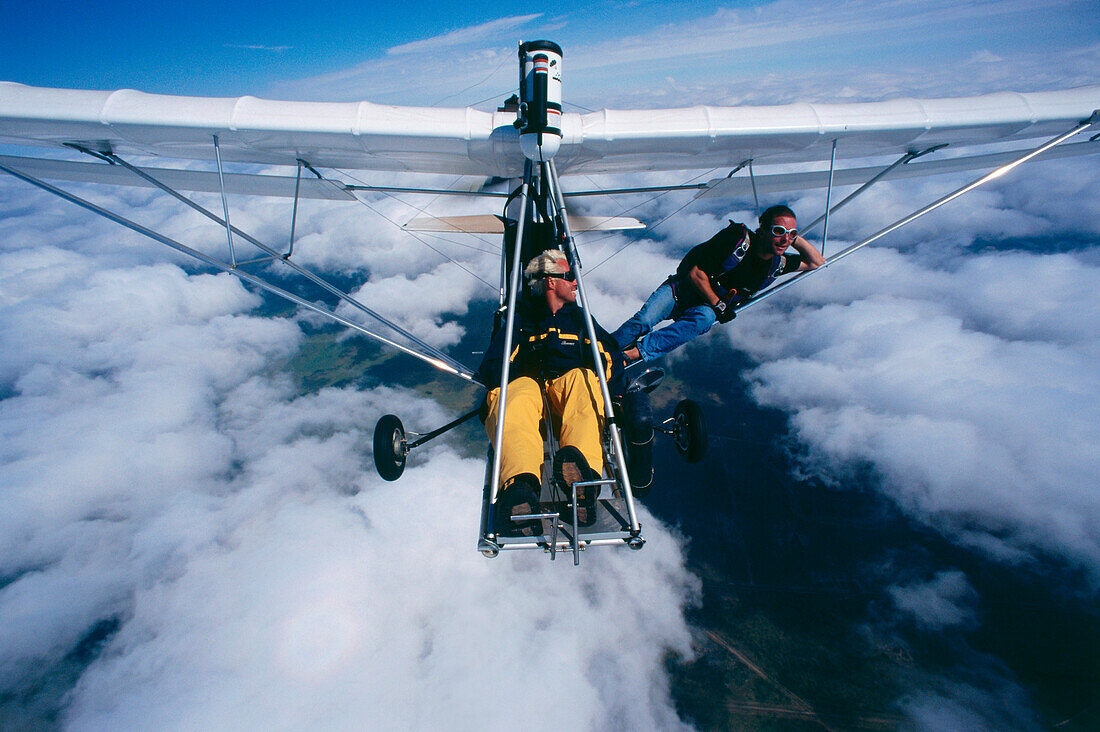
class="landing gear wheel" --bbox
[373,414,407,481]
[672,399,707,463]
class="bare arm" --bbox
[790,235,825,271]
[687,265,721,306]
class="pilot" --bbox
[477,249,621,537]
[613,204,824,362]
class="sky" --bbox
[1,0,1099,730]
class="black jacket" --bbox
[477,299,620,388]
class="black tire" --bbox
[672,399,707,463]
[373,414,407,481]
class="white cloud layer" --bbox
[0,185,698,727]
[729,241,1100,584]
[888,571,979,631]
[2,0,1098,727]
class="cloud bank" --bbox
[0,185,698,728]
[2,0,1098,728]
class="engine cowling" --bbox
[517,40,562,161]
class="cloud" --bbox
[723,197,1100,586]
[386,14,543,55]
[270,0,1099,106]
[2,0,1099,727]
[0,179,699,727]
[223,44,293,53]
[888,571,980,631]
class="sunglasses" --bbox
[546,271,576,282]
[769,224,798,239]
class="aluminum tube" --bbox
[0,163,474,382]
[102,152,474,379]
[288,161,301,257]
[546,159,641,534]
[737,115,1098,314]
[212,135,237,267]
[563,183,708,197]
[488,160,534,511]
[343,185,508,198]
[820,139,837,256]
[748,159,760,216]
[801,150,917,235]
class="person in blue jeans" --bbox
[613,205,824,363]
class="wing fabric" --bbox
[1,81,1097,182]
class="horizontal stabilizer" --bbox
[404,214,645,233]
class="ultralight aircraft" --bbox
[1,41,1097,564]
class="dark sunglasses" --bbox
[546,271,576,282]
[769,224,798,239]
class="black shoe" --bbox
[495,474,543,538]
[553,446,599,525]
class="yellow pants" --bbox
[484,368,605,489]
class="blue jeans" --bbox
[612,282,717,361]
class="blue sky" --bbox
[2,0,1096,102]
[0,0,723,95]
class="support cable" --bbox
[311,164,499,289]
[79,148,472,378]
[0,162,477,382]
[801,144,948,235]
[736,114,1098,315]
[585,166,721,273]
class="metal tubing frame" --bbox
[562,183,709,197]
[344,184,509,198]
[736,114,1098,314]
[212,135,237,268]
[801,144,948,235]
[287,160,302,258]
[487,159,534,516]
[406,407,481,449]
[546,159,642,534]
[81,148,473,379]
[0,163,477,382]
[820,139,837,256]
[748,159,761,216]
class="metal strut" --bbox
[0,163,477,382]
[737,114,1099,314]
[802,144,949,236]
[821,139,837,256]
[748,159,761,216]
[488,160,534,516]
[61,146,473,380]
[287,160,302,259]
[212,135,237,268]
[546,159,642,535]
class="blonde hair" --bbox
[524,249,569,295]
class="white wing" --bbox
[1,82,1097,189]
